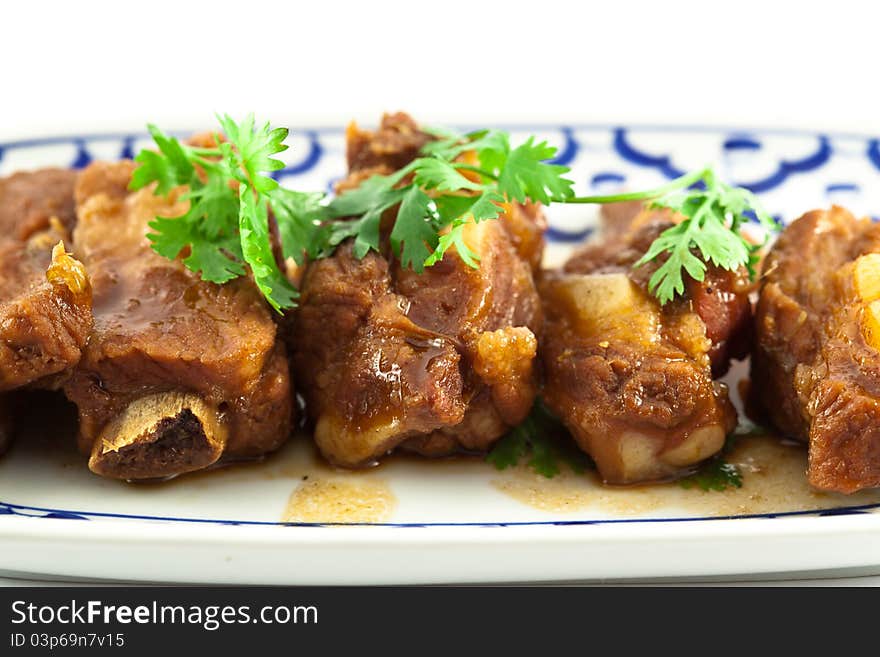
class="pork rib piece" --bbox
[0,168,79,241]
[753,206,880,493]
[65,161,292,480]
[292,113,544,466]
[0,169,92,454]
[540,213,747,484]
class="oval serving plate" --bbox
[2,123,880,584]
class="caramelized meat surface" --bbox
[0,168,92,455]
[0,168,78,241]
[65,161,292,480]
[541,215,745,484]
[292,113,543,466]
[594,202,752,375]
[345,111,432,175]
[753,206,880,493]
[0,169,92,392]
[0,240,92,391]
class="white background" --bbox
[1,0,878,138]
[2,0,880,585]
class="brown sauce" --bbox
[492,433,880,516]
[282,478,397,523]
[6,392,880,523]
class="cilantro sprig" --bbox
[489,403,746,489]
[130,115,320,312]
[487,402,593,478]
[679,459,743,492]
[134,115,776,312]
[679,432,744,492]
[321,128,575,270]
[563,167,778,305]
[316,133,777,306]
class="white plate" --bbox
[2,123,880,585]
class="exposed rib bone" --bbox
[88,391,228,480]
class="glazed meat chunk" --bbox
[0,168,91,390]
[0,168,79,241]
[0,169,92,453]
[345,111,433,175]
[541,213,747,484]
[0,240,91,392]
[596,202,752,375]
[753,206,880,493]
[64,161,292,480]
[292,113,544,466]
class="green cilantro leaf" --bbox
[563,167,779,305]
[423,129,510,168]
[679,432,743,492]
[269,188,326,264]
[424,189,505,268]
[185,236,247,284]
[468,190,506,221]
[425,219,480,268]
[634,171,766,305]
[321,127,574,270]
[216,113,287,193]
[130,124,195,195]
[147,214,245,284]
[135,115,774,312]
[497,137,575,204]
[351,206,387,260]
[487,402,592,478]
[185,174,240,239]
[411,157,483,192]
[238,187,298,312]
[486,429,529,471]
[132,114,312,312]
[390,186,437,271]
[679,460,743,492]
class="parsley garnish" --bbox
[134,116,776,311]
[492,406,746,488]
[487,402,592,478]
[321,128,575,270]
[679,432,744,492]
[679,459,743,492]
[130,115,320,312]
[318,132,777,306]
[563,167,778,305]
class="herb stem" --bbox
[560,167,710,204]
[188,146,224,157]
[453,163,499,181]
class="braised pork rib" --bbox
[0,169,93,454]
[292,113,544,466]
[540,208,748,484]
[753,206,880,493]
[64,161,292,480]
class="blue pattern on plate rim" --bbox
[2,123,880,218]
[2,123,880,526]
[1,500,878,526]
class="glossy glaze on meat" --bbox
[292,113,544,466]
[594,202,752,376]
[0,168,79,242]
[541,211,747,484]
[753,206,880,493]
[64,161,292,480]
[0,169,93,454]
[11,119,880,500]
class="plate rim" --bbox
[3,513,880,584]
